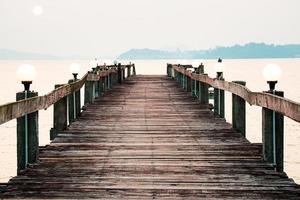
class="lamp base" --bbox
[267,81,278,91]
[72,73,78,80]
[21,81,32,91]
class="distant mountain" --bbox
[118,43,300,59]
[0,49,63,60]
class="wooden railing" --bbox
[0,64,135,125]
[0,62,136,174]
[171,64,300,123]
[167,63,299,173]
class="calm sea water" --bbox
[0,59,300,183]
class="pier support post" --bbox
[95,77,100,97]
[50,84,68,140]
[68,80,76,123]
[167,64,172,77]
[132,64,136,76]
[214,77,225,118]
[16,91,39,174]
[192,78,196,97]
[262,90,284,172]
[122,67,126,81]
[84,72,94,105]
[75,88,81,117]
[99,77,104,96]
[118,63,122,84]
[127,66,131,77]
[199,74,209,104]
[187,75,191,93]
[232,81,246,137]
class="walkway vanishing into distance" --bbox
[2,75,300,199]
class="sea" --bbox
[0,59,300,183]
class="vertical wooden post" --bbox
[197,64,204,99]
[16,91,39,174]
[75,89,81,117]
[167,64,172,77]
[99,77,104,96]
[187,75,191,93]
[262,90,284,172]
[84,72,94,105]
[68,80,76,123]
[199,74,209,104]
[117,63,122,83]
[94,77,100,97]
[50,84,68,141]
[191,78,196,97]
[214,76,225,118]
[214,87,219,116]
[220,86,225,118]
[232,81,246,137]
[127,66,131,77]
[132,64,136,75]
[104,76,107,91]
[122,67,126,80]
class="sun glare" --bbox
[32,5,43,16]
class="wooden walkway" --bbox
[2,75,300,199]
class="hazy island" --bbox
[1,43,300,60]
[118,43,300,60]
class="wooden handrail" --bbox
[172,65,300,123]
[0,67,119,125]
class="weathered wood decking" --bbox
[2,75,300,199]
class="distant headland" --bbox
[118,43,300,60]
[1,43,300,60]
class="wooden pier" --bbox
[1,63,300,199]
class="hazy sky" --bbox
[1,0,300,58]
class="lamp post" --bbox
[70,63,80,80]
[90,59,98,73]
[69,63,81,123]
[262,64,284,172]
[192,60,204,98]
[213,58,225,118]
[16,64,39,174]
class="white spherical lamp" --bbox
[17,64,37,91]
[69,63,81,80]
[263,64,282,91]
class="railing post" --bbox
[127,66,131,77]
[84,71,94,105]
[16,91,39,174]
[199,74,209,104]
[187,75,192,93]
[99,77,104,96]
[167,64,172,77]
[117,63,122,83]
[132,64,136,76]
[68,80,76,123]
[232,81,246,137]
[262,90,284,172]
[50,84,68,141]
[122,66,126,80]
[75,88,81,117]
[214,76,225,118]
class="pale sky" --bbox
[1,0,300,58]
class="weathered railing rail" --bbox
[0,62,136,174]
[0,64,135,125]
[167,63,299,173]
[171,64,300,122]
